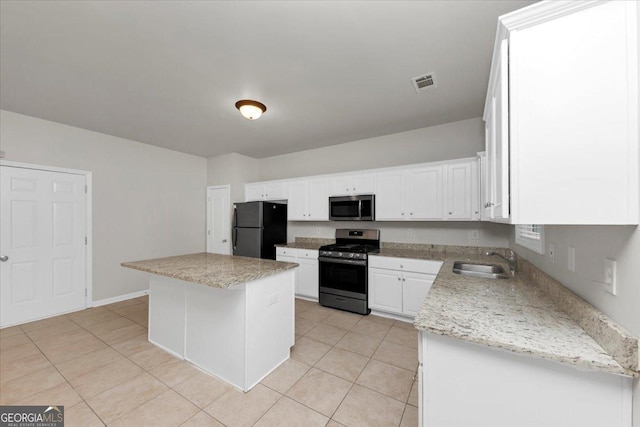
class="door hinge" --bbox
[85,237,87,245]
[85,185,88,193]
[85,289,88,297]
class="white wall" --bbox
[207,153,259,204]
[258,117,485,180]
[0,110,207,301]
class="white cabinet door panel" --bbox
[375,171,405,220]
[352,173,375,194]
[368,268,402,313]
[265,182,288,200]
[297,258,319,299]
[445,161,473,220]
[307,179,329,221]
[287,181,307,221]
[245,184,265,202]
[402,272,435,316]
[407,167,443,220]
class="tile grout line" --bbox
[12,320,109,426]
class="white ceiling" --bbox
[0,1,535,159]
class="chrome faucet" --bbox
[485,250,517,275]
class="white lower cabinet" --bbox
[368,268,403,313]
[419,332,633,427]
[368,256,442,317]
[276,247,319,300]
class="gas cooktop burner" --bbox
[319,229,381,260]
[319,243,379,254]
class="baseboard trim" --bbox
[92,290,148,307]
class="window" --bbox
[515,224,545,254]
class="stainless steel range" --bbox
[318,229,380,315]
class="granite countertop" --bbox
[122,252,298,289]
[275,242,328,250]
[370,248,634,377]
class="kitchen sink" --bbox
[452,262,509,279]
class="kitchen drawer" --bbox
[368,255,442,275]
[276,247,295,257]
[297,249,318,260]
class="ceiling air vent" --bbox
[411,72,437,93]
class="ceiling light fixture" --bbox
[235,99,267,120]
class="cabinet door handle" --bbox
[402,278,406,282]
[410,212,413,215]
[449,212,453,215]
[400,265,403,268]
[397,277,401,281]
[401,212,405,216]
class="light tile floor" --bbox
[0,296,419,426]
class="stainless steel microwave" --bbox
[329,195,375,221]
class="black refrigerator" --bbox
[232,201,287,260]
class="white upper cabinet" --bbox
[245,182,289,202]
[485,0,639,224]
[329,173,375,196]
[484,38,510,222]
[375,170,406,220]
[376,162,476,221]
[288,178,329,221]
[444,160,479,220]
[407,167,443,220]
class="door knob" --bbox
[222,239,227,243]
[0,255,8,262]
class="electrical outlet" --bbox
[548,243,555,264]
[568,246,576,272]
[316,227,322,235]
[604,258,617,295]
[470,230,480,240]
[407,228,414,238]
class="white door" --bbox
[0,166,86,327]
[207,186,231,255]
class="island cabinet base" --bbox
[419,332,633,427]
[148,270,295,392]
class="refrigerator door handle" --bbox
[232,227,238,250]
[232,205,238,228]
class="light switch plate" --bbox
[568,246,576,272]
[604,258,617,295]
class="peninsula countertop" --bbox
[370,248,637,377]
[122,252,299,289]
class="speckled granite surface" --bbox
[276,237,334,250]
[517,256,639,373]
[372,243,637,377]
[122,252,298,289]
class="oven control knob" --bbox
[347,253,355,259]
[337,252,343,258]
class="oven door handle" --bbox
[319,257,367,267]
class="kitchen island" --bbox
[122,252,298,392]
